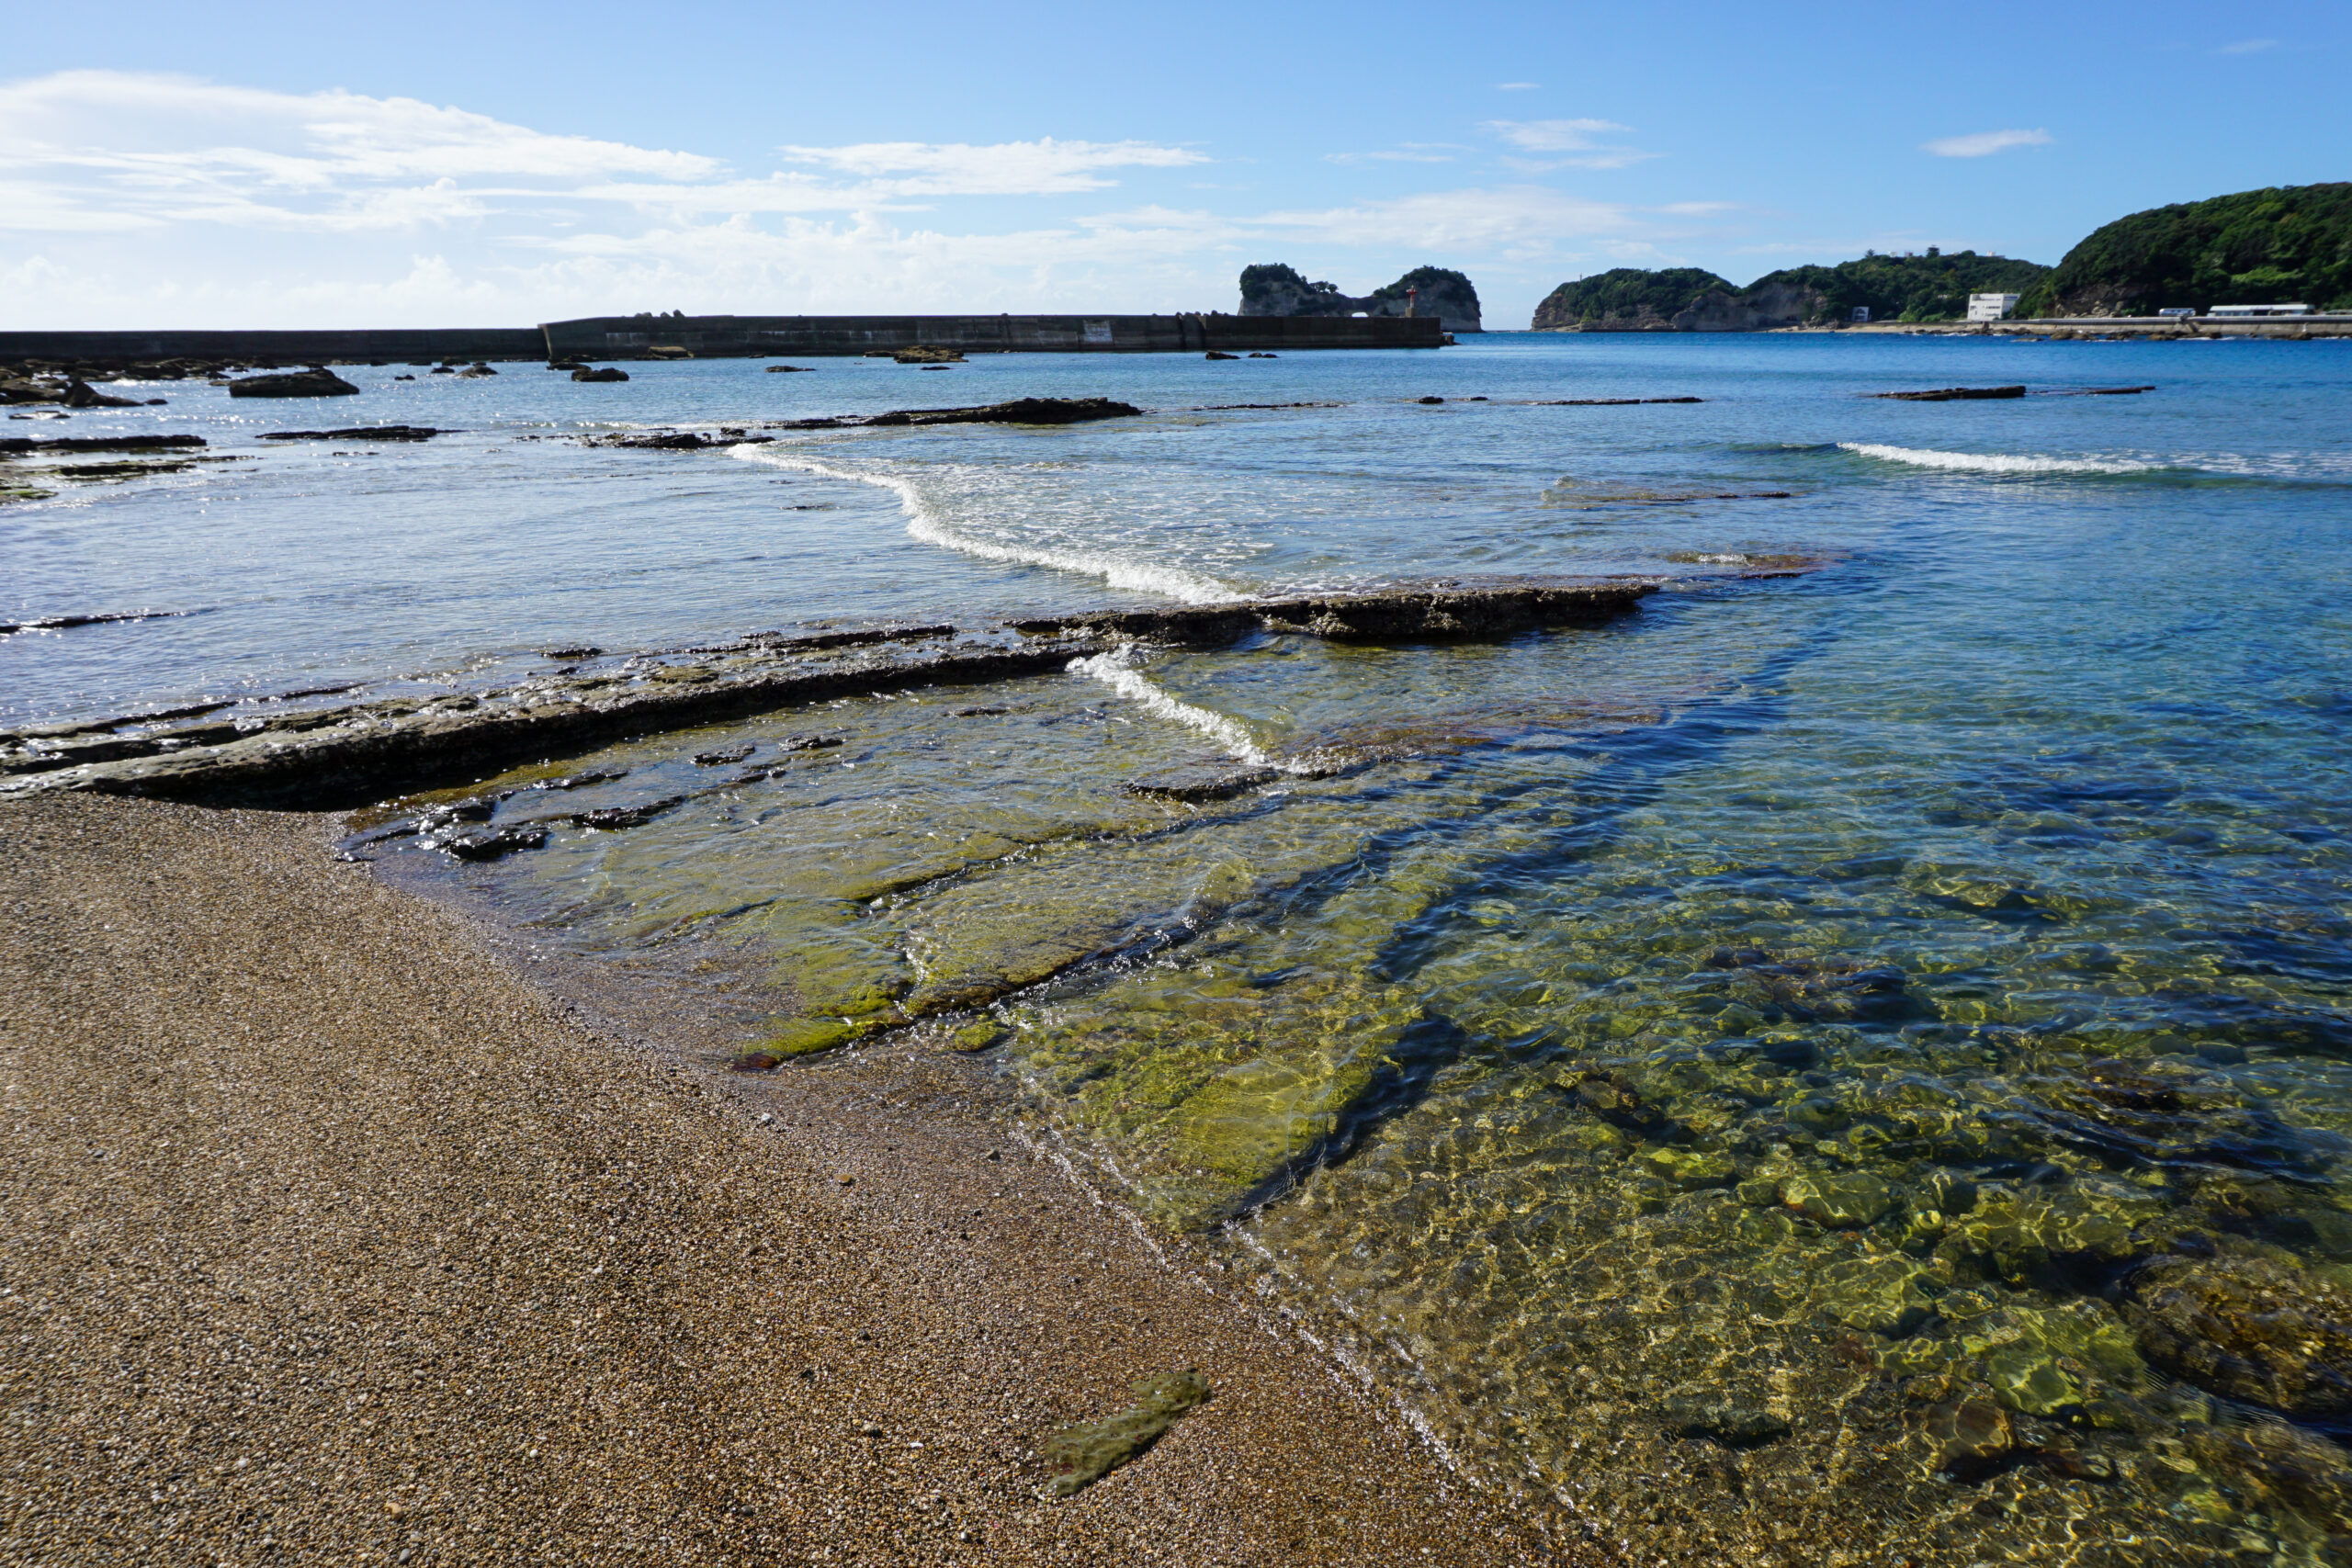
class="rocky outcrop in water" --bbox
[227,369,361,399]
[1238,265,1483,333]
[1876,386,2027,401]
[258,426,447,442]
[571,367,629,382]
[0,581,1672,810]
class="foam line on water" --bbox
[737,446,1238,604]
[1837,442,2159,475]
[1067,648,1271,765]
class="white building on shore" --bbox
[1967,293,2020,321]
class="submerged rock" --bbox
[892,345,966,364]
[1783,1171,1899,1229]
[1662,1394,1790,1447]
[434,823,548,861]
[2120,1253,2352,1421]
[570,795,684,830]
[693,743,756,766]
[1204,350,1240,360]
[226,369,361,399]
[1816,1254,1934,1335]
[1041,1370,1211,1496]
[259,425,445,442]
[1874,385,2027,401]
[1122,765,1280,802]
[1921,1390,2016,1476]
[571,367,629,382]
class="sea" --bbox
[9,333,2352,1566]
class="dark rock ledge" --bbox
[0,580,1661,810]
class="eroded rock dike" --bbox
[1238,265,1483,333]
[0,580,1655,810]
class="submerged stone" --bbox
[2120,1253,2352,1422]
[1816,1254,1934,1335]
[1661,1394,1789,1447]
[1041,1370,1211,1496]
[1783,1170,1898,1228]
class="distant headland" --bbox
[1522,181,2352,332]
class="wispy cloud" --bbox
[0,71,1207,231]
[1922,128,2052,158]
[1482,118,1654,170]
[1324,143,1463,165]
[2217,37,2278,54]
[774,138,1206,195]
[1495,82,1540,91]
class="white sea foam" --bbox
[1838,442,2159,475]
[737,446,1239,604]
[1066,648,1272,764]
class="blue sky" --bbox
[5,1,2344,329]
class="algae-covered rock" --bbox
[1783,1170,1898,1228]
[1982,1341,2084,1416]
[1939,1190,2141,1284]
[1163,1048,1382,1197]
[762,1017,868,1057]
[1041,1370,1210,1496]
[1637,1145,1740,1190]
[1816,1254,1934,1335]
[2121,1253,2352,1421]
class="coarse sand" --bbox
[0,793,1578,1566]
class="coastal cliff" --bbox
[1533,251,2050,331]
[1238,264,1483,332]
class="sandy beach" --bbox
[0,793,1566,1567]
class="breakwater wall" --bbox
[539,313,1443,357]
[1,314,1441,368]
[0,327,548,367]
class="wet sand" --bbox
[0,793,1569,1566]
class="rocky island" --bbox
[1238,265,1483,333]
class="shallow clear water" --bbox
[18,335,2352,1563]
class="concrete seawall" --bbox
[0,326,548,366]
[1,313,1442,367]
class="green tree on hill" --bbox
[1531,267,1735,328]
[2018,184,2352,316]
[1749,250,2052,323]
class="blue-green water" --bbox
[13,335,2352,1563]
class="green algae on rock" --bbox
[1041,1370,1212,1496]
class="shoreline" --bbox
[0,792,1566,1566]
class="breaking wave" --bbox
[737,446,1238,604]
[1836,442,2161,476]
[1066,648,1272,764]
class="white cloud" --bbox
[2218,37,2278,54]
[1921,128,2052,158]
[1324,144,1460,164]
[1495,82,1540,91]
[0,69,1733,330]
[1254,186,1634,251]
[774,138,1206,195]
[0,71,1205,232]
[1482,118,1654,170]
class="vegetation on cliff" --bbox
[1532,253,2050,330]
[2017,183,2352,317]
[1530,268,1736,330]
[1751,251,2052,324]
